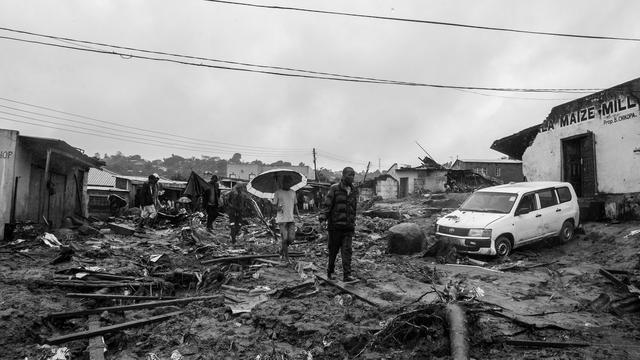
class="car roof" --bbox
[476,181,573,194]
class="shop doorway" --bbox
[562,132,596,197]
[399,177,408,198]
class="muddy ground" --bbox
[2,194,640,359]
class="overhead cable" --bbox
[0,96,307,152]
[0,105,308,155]
[0,112,305,157]
[0,30,600,94]
[204,0,640,43]
[0,116,306,159]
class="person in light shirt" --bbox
[272,176,299,263]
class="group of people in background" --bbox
[138,167,359,282]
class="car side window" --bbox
[556,187,572,203]
[517,193,537,213]
[537,188,559,208]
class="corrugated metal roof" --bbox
[88,168,118,187]
[19,134,104,168]
[87,186,129,192]
[118,174,187,189]
[457,159,523,164]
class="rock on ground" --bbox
[386,223,425,255]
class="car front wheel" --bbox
[559,220,575,243]
[494,236,512,258]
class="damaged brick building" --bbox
[492,77,640,220]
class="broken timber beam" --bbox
[201,252,304,265]
[48,295,222,319]
[87,315,105,360]
[314,273,378,307]
[37,280,162,288]
[599,268,640,295]
[46,311,183,345]
[107,223,136,236]
[505,339,590,348]
[66,293,177,301]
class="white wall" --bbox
[376,177,398,199]
[0,129,19,240]
[523,93,640,194]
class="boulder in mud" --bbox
[386,223,425,255]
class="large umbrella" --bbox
[247,168,307,199]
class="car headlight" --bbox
[468,228,491,237]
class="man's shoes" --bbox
[327,272,333,280]
[343,275,356,282]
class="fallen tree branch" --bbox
[446,303,469,360]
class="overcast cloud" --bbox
[1,0,639,171]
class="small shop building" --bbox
[492,77,640,219]
[0,129,103,239]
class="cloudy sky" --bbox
[1,0,639,172]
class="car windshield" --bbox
[459,192,518,214]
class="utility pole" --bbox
[362,161,371,184]
[312,148,319,182]
[378,157,381,172]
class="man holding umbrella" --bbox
[319,167,358,282]
[247,168,308,259]
[273,176,300,263]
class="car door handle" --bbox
[556,208,561,212]
[535,214,542,218]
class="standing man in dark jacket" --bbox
[319,167,358,282]
[203,175,221,231]
[138,173,160,228]
[226,183,250,243]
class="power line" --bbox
[204,0,640,43]
[0,116,306,159]
[0,27,403,87]
[0,29,601,94]
[316,149,370,166]
[0,97,307,152]
[0,105,308,156]
[0,112,307,158]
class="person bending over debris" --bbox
[138,173,160,228]
[272,176,299,263]
[226,183,250,243]
[204,175,221,231]
[319,167,358,282]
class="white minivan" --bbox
[435,182,580,257]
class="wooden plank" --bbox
[87,315,105,360]
[46,311,183,345]
[599,268,640,294]
[66,293,177,301]
[254,258,286,266]
[314,273,378,307]
[39,280,159,288]
[48,295,222,319]
[506,339,590,348]
[107,223,136,236]
[201,252,304,265]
